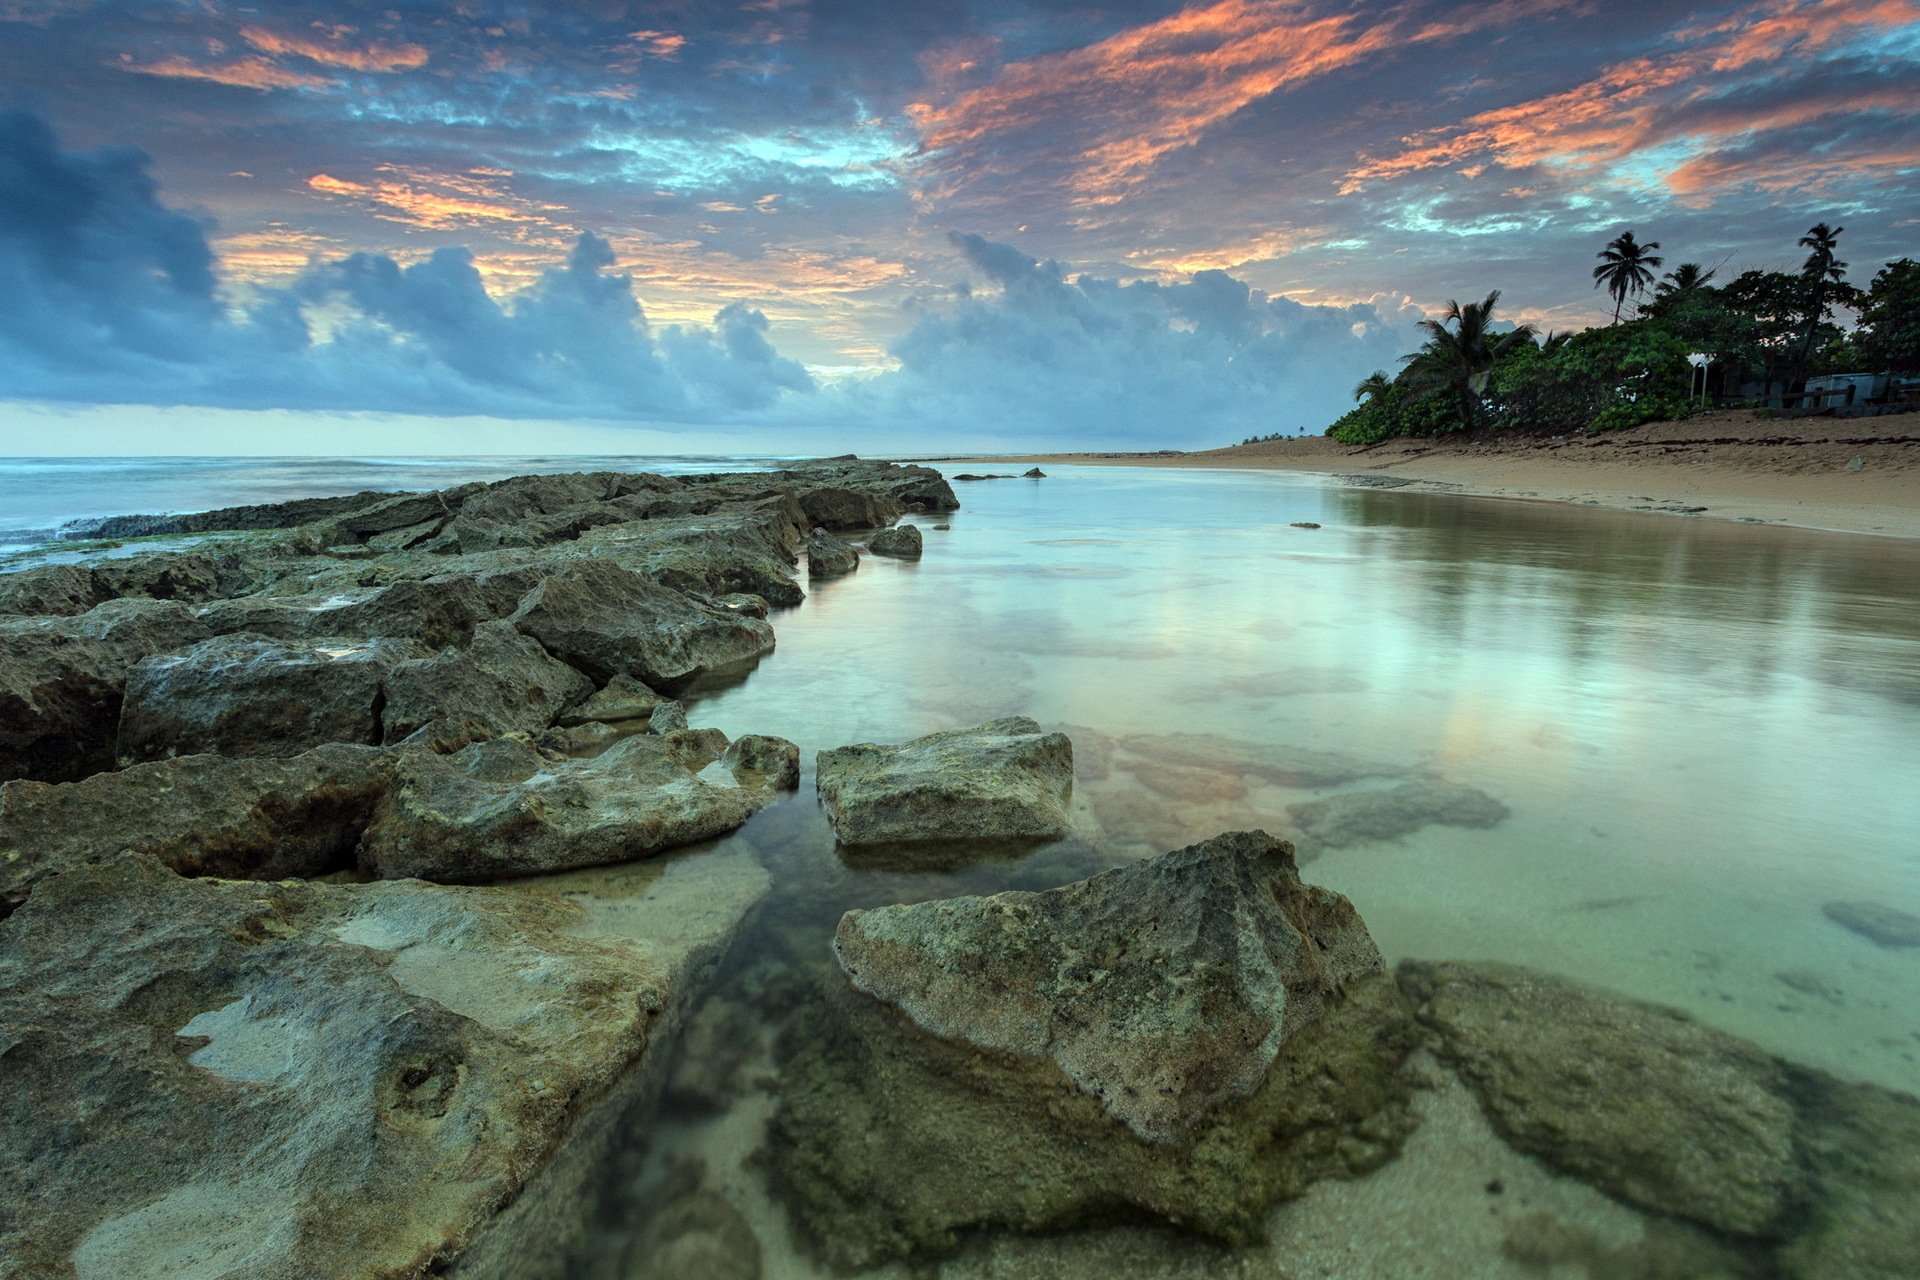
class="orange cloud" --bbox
[120,53,334,91]
[238,25,429,72]
[1674,0,1920,71]
[216,226,349,281]
[1667,138,1920,198]
[306,166,572,234]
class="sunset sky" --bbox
[2,0,1916,451]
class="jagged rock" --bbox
[0,744,393,917]
[797,486,902,530]
[118,633,424,761]
[558,673,670,727]
[1022,467,1046,478]
[0,562,105,616]
[1822,900,1920,949]
[197,576,495,649]
[648,701,690,735]
[1285,780,1509,856]
[509,559,775,693]
[92,552,229,604]
[338,485,480,536]
[366,518,446,554]
[715,592,769,618]
[815,717,1073,846]
[1397,961,1802,1239]
[584,510,805,607]
[805,529,859,578]
[0,599,213,782]
[867,524,924,559]
[0,848,769,1279]
[381,620,593,743]
[772,832,1417,1265]
[359,731,799,882]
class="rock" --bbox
[836,830,1386,1143]
[1780,1077,1920,1280]
[118,633,424,761]
[648,700,690,735]
[815,717,1073,846]
[1285,780,1509,855]
[92,552,230,604]
[1396,960,1802,1239]
[615,1161,764,1280]
[381,620,593,743]
[1022,467,1046,478]
[558,673,670,727]
[662,1001,764,1114]
[797,486,902,531]
[714,592,769,618]
[580,509,806,608]
[805,529,860,578]
[0,744,393,917]
[1290,521,1321,529]
[0,847,769,1279]
[365,517,447,554]
[866,524,924,559]
[0,562,106,616]
[0,599,213,782]
[197,576,495,649]
[771,833,1418,1266]
[951,473,1014,481]
[509,559,775,694]
[1822,900,1920,949]
[358,730,799,882]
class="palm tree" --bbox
[1655,262,1716,296]
[1353,370,1393,404]
[1791,222,1845,391]
[1400,290,1536,429]
[1593,231,1664,322]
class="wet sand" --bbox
[947,411,1920,539]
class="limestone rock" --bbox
[0,744,393,917]
[118,633,424,761]
[867,524,924,559]
[835,830,1384,1143]
[381,620,593,742]
[359,731,799,882]
[0,598,213,782]
[648,701,690,735]
[1821,900,1920,949]
[815,717,1073,846]
[0,848,768,1279]
[805,529,859,577]
[1285,779,1509,856]
[509,559,774,693]
[1397,960,1802,1239]
[559,672,671,727]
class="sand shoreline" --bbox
[928,410,1920,540]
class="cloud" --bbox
[238,25,430,73]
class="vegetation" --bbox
[1323,222,1914,446]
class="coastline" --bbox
[936,410,1920,540]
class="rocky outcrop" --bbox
[0,561,105,616]
[771,832,1418,1265]
[0,598,213,782]
[509,559,774,693]
[815,717,1073,846]
[797,486,902,530]
[866,524,923,558]
[0,848,770,1279]
[0,744,393,917]
[558,672,670,727]
[1285,779,1510,856]
[359,731,799,882]
[381,620,593,742]
[196,575,495,649]
[118,633,424,761]
[805,529,859,577]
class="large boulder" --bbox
[797,486,902,530]
[582,509,805,607]
[1397,960,1802,1239]
[381,620,593,743]
[118,633,424,761]
[359,730,800,882]
[805,529,859,578]
[771,832,1418,1265]
[866,524,924,559]
[508,559,774,693]
[0,744,393,917]
[815,717,1073,846]
[0,847,769,1279]
[0,598,213,782]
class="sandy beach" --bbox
[958,410,1920,539]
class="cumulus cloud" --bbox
[0,111,812,422]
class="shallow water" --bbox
[600,464,1920,1276]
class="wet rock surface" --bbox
[804,528,860,577]
[381,619,594,742]
[816,716,1074,846]
[1285,779,1510,857]
[866,524,923,558]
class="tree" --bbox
[1851,259,1920,375]
[1400,290,1536,429]
[1656,262,1716,296]
[1791,222,1846,387]
[1352,370,1393,404]
[1593,231,1664,323]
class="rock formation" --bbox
[815,716,1074,846]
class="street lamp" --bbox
[1687,353,1711,409]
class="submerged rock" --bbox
[359,731,799,882]
[805,529,860,577]
[381,619,594,743]
[509,559,774,693]
[1821,900,1920,949]
[816,717,1073,847]
[0,599,213,782]
[771,832,1419,1266]
[1397,960,1801,1239]
[0,849,768,1279]
[866,524,924,559]
[0,744,393,917]
[117,633,424,761]
[1285,779,1510,856]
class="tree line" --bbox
[1316,224,1918,446]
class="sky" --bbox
[1,0,1916,453]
